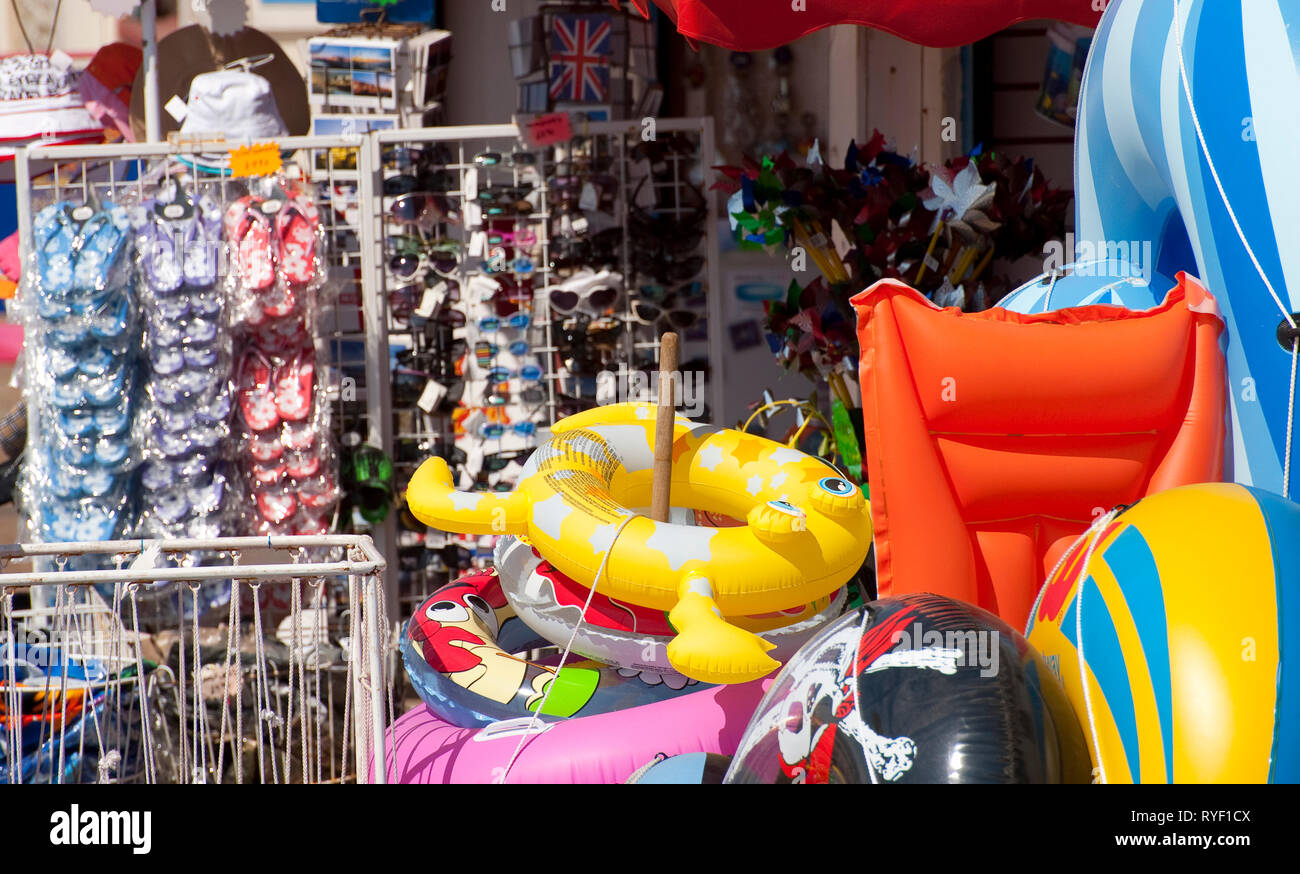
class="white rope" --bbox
[1174,0,1298,495]
[174,585,187,781]
[311,579,325,785]
[1287,338,1298,499]
[3,589,19,783]
[189,583,209,783]
[127,586,157,784]
[497,513,636,784]
[215,579,239,784]
[1071,507,1121,785]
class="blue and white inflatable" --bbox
[999,0,1300,497]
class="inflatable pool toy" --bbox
[1001,0,1300,499]
[400,567,704,728]
[626,752,731,784]
[1027,482,1300,783]
[407,401,873,684]
[494,534,848,677]
[726,594,1091,783]
[851,275,1226,629]
[374,681,770,784]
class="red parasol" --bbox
[624,0,1103,49]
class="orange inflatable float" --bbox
[850,272,1226,630]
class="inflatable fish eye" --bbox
[808,475,865,516]
[425,600,469,624]
[463,593,498,636]
[819,477,855,497]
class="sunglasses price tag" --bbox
[579,181,599,211]
[417,378,448,413]
[517,112,573,147]
[415,282,449,319]
[468,230,487,257]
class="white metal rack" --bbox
[1,534,389,784]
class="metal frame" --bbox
[1,534,389,784]
[12,134,400,624]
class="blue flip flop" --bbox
[82,465,121,498]
[183,344,218,369]
[88,291,131,341]
[93,397,132,436]
[150,344,184,376]
[51,379,87,410]
[57,439,96,468]
[33,203,79,299]
[84,362,128,406]
[77,343,117,378]
[71,204,131,301]
[47,452,86,499]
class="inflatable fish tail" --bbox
[407,457,529,535]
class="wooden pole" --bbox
[650,332,679,522]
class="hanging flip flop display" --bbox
[132,180,232,540]
[20,196,141,568]
[227,175,338,537]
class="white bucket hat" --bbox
[177,56,289,172]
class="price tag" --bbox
[518,112,573,147]
[164,94,189,123]
[229,142,283,178]
[923,254,940,272]
[49,49,74,71]
[579,181,599,211]
[468,230,487,257]
[415,281,447,318]
[417,379,447,413]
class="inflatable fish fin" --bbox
[667,576,779,685]
[407,457,529,535]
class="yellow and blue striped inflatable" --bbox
[1026,483,1298,783]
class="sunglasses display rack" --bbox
[363,119,723,613]
[12,136,398,626]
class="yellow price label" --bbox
[228,142,283,178]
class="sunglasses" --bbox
[480,450,529,472]
[485,228,538,248]
[548,283,621,317]
[630,300,699,330]
[479,312,531,332]
[383,174,422,197]
[639,280,704,302]
[484,364,543,383]
[390,192,460,228]
[479,421,537,439]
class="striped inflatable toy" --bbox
[1026,483,1299,783]
[999,0,1300,498]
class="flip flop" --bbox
[89,291,132,340]
[282,420,318,451]
[33,203,78,298]
[47,453,86,499]
[292,510,330,536]
[140,459,176,491]
[248,430,284,462]
[52,379,87,410]
[150,344,184,375]
[285,448,320,479]
[93,435,130,468]
[81,466,120,499]
[274,348,314,422]
[155,293,191,321]
[256,489,296,523]
[57,439,96,468]
[46,345,81,380]
[135,206,184,295]
[276,195,320,287]
[298,472,339,509]
[153,490,190,526]
[84,362,128,406]
[185,196,224,288]
[42,502,80,541]
[238,350,280,432]
[94,398,132,436]
[260,284,296,319]
[223,198,277,292]
[72,205,131,300]
[251,457,288,486]
[183,344,219,369]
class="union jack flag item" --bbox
[549,14,611,103]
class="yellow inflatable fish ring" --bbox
[407,402,873,685]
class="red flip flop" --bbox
[256,489,297,524]
[277,195,319,287]
[298,472,339,509]
[285,447,321,479]
[251,458,288,486]
[238,350,280,432]
[275,348,314,422]
[247,430,284,463]
[224,198,277,292]
[282,419,317,451]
